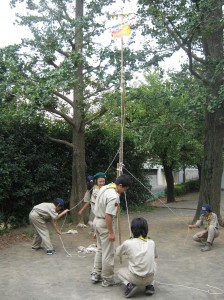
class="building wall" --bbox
[144,166,199,188]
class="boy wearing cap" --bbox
[91,174,131,287]
[188,204,219,252]
[29,198,69,255]
[78,172,106,230]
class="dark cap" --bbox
[115,174,131,187]
[200,204,212,215]
[93,172,106,179]
[55,198,65,210]
[87,175,94,183]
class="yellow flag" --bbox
[112,24,131,38]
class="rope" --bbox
[155,281,224,295]
[123,166,189,227]
[55,150,223,297]
[59,235,72,257]
[68,147,120,213]
[104,148,120,174]
[124,191,131,237]
[58,147,120,254]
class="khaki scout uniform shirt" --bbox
[33,202,58,221]
[116,238,157,277]
[195,212,219,230]
[84,185,100,211]
[94,183,119,218]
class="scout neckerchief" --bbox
[106,182,117,191]
[137,235,148,241]
[205,212,212,230]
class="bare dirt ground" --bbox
[0,192,224,300]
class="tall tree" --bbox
[126,70,203,202]
[138,0,223,223]
[4,1,148,219]
[100,69,203,202]
[3,0,121,219]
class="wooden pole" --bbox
[119,36,125,174]
[117,34,125,264]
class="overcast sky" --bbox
[0,1,31,46]
[0,0,185,72]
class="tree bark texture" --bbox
[195,0,224,224]
[69,0,86,223]
[195,110,224,224]
[163,162,175,203]
[70,125,87,223]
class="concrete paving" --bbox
[0,192,224,300]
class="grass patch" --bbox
[0,228,10,235]
[21,229,35,238]
[122,203,156,213]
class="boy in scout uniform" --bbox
[29,198,69,255]
[78,172,106,230]
[116,217,158,298]
[188,203,219,252]
[91,174,131,287]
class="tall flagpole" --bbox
[117,34,125,264]
[111,11,131,264]
[119,35,125,176]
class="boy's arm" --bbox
[116,243,126,256]
[189,218,202,228]
[50,220,61,235]
[78,202,89,215]
[55,209,69,221]
[105,213,115,241]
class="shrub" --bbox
[164,179,200,197]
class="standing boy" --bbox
[116,217,157,298]
[78,172,106,229]
[29,198,69,254]
[91,174,131,287]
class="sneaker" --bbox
[91,272,102,283]
[32,246,44,251]
[102,278,122,287]
[194,238,206,246]
[46,249,56,255]
[124,283,138,298]
[201,242,212,252]
[145,284,155,295]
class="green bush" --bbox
[0,111,72,228]
[184,179,200,192]
[164,179,200,197]
[173,184,187,196]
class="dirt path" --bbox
[0,193,224,300]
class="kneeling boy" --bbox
[116,217,158,298]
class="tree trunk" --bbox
[196,164,202,183]
[193,0,224,225]
[69,0,86,223]
[70,124,86,223]
[163,162,175,203]
[194,110,224,224]
[183,166,186,184]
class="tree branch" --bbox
[53,91,74,107]
[84,106,108,125]
[48,136,73,149]
[45,107,75,126]
[84,85,113,100]
[165,19,205,64]
[186,43,209,84]
[45,58,58,68]
[56,49,69,58]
